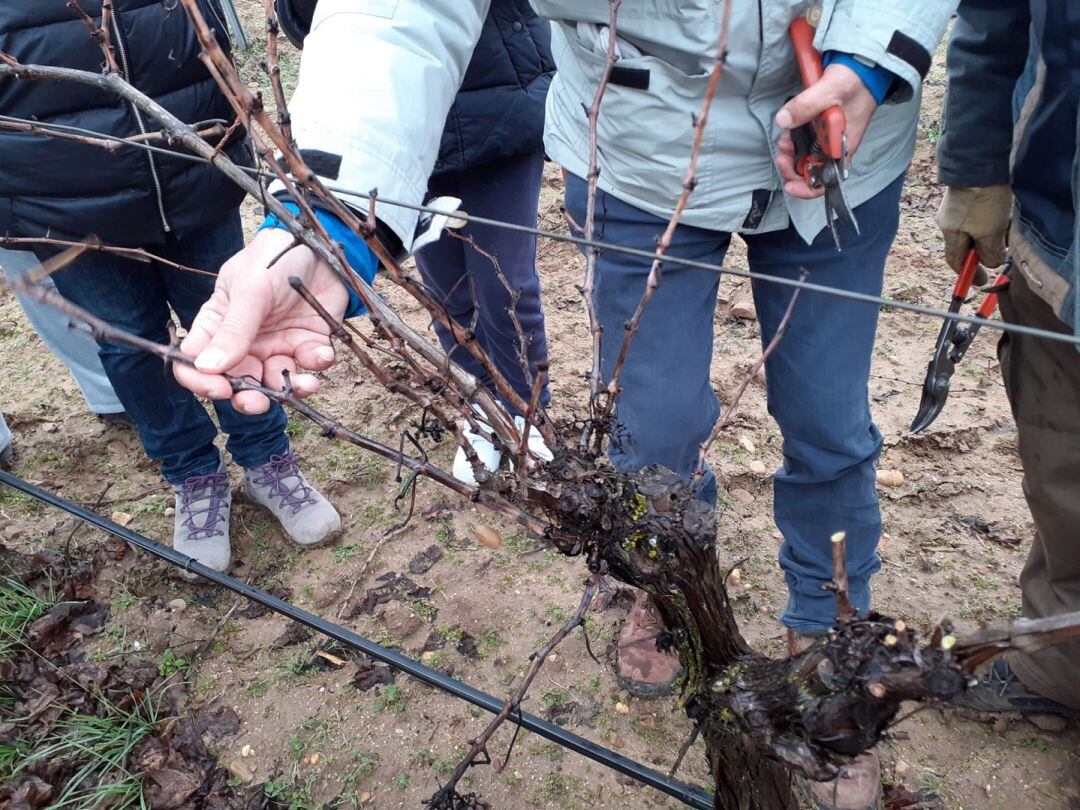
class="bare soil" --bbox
[1,8,1077,809]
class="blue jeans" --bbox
[2,247,122,414]
[415,152,551,414]
[49,211,289,485]
[565,174,903,633]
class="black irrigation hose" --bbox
[0,469,714,810]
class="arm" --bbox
[935,0,1032,274]
[175,0,489,411]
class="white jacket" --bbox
[286,1,956,246]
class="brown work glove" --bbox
[936,185,1012,285]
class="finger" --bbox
[294,339,336,371]
[942,233,973,274]
[173,362,236,400]
[774,149,799,183]
[783,178,825,200]
[776,78,843,131]
[193,286,270,374]
[973,234,1007,271]
[232,389,271,414]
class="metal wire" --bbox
[3,113,1078,349]
[0,469,713,809]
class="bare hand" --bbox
[174,228,349,414]
[774,63,879,200]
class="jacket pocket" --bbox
[551,21,714,208]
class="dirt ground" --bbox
[1,6,1078,809]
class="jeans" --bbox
[49,210,289,485]
[1,247,122,414]
[414,152,551,414]
[565,173,904,633]
[0,411,10,454]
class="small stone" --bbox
[0,321,17,333]
[309,752,320,766]
[1027,713,1067,732]
[738,435,756,454]
[614,701,630,715]
[547,654,558,663]
[229,759,254,784]
[359,792,373,804]
[164,507,175,517]
[731,299,757,320]
[637,714,657,730]
[167,598,187,612]
[474,525,504,549]
[875,469,905,488]
[731,488,755,505]
[728,568,742,588]
[894,759,911,779]
[420,651,437,665]
[240,744,254,758]
[110,511,134,527]
[748,460,768,475]
[41,422,60,434]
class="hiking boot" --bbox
[243,452,341,547]
[452,407,502,486]
[174,462,232,578]
[950,659,1080,718]
[809,752,883,810]
[616,591,682,698]
[97,411,135,430]
[512,415,554,466]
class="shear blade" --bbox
[821,161,859,249]
[909,380,947,434]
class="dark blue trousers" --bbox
[565,173,904,633]
[415,152,551,413]
[50,210,289,484]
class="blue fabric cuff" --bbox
[258,202,378,319]
[823,52,895,105]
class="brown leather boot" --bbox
[787,632,883,809]
[616,592,682,698]
[809,752,883,810]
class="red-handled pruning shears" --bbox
[788,16,859,250]
[909,249,1011,434]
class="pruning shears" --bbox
[788,16,859,250]
[909,248,1011,434]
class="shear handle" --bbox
[789,18,846,161]
[952,248,981,300]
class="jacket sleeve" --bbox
[936,0,1032,188]
[815,0,958,104]
[275,0,318,49]
[275,0,489,247]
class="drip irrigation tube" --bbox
[0,470,714,809]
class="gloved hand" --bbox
[936,185,1012,285]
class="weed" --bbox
[374,684,407,713]
[157,648,189,678]
[394,773,410,789]
[541,687,571,711]
[243,677,270,699]
[0,578,56,660]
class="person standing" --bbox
[0,0,341,574]
[936,0,1080,715]
[274,0,555,485]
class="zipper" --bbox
[110,7,172,233]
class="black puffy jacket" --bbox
[277,0,554,176]
[0,0,250,247]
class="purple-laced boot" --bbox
[243,452,341,548]
[173,461,232,577]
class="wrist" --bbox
[823,52,894,104]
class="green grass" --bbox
[0,577,57,660]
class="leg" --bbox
[1,247,122,415]
[50,250,221,485]
[745,173,904,634]
[998,270,1080,710]
[456,152,551,411]
[413,171,499,394]
[564,173,730,503]
[160,210,289,469]
[0,412,12,466]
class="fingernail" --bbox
[316,346,335,363]
[775,109,793,129]
[195,348,225,370]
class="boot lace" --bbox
[250,452,316,514]
[178,471,230,541]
